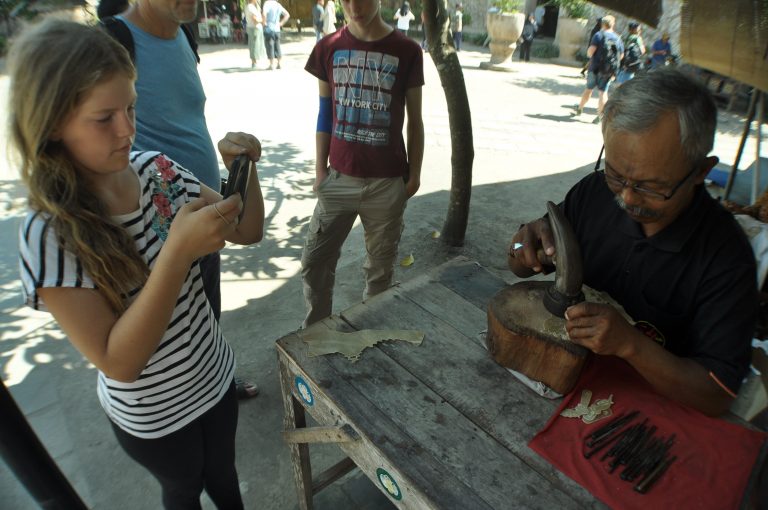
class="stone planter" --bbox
[480,12,525,71]
[554,17,588,64]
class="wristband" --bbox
[317,96,332,134]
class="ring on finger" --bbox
[213,203,232,225]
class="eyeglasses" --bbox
[593,145,698,201]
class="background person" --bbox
[519,13,537,62]
[394,1,415,37]
[313,0,324,41]
[616,21,645,85]
[452,3,463,51]
[246,0,267,67]
[651,32,672,68]
[322,0,336,36]
[301,0,425,328]
[573,15,623,123]
[262,0,290,70]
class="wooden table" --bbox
[275,257,766,509]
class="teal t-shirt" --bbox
[119,17,221,190]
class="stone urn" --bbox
[554,17,588,64]
[481,12,525,70]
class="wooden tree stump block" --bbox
[487,282,589,395]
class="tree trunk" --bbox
[423,0,474,246]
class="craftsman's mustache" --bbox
[614,196,662,220]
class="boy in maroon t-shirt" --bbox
[301,0,425,328]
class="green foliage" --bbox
[574,47,589,63]
[546,0,591,19]
[462,12,471,26]
[495,0,524,13]
[532,41,559,58]
[0,35,6,56]
[381,6,395,23]
[464,32,487,45]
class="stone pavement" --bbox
[0,32,757,510]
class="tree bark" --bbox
[423,0,474,246]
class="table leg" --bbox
[279,359,314,510]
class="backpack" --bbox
[622,39,642,70]
[100,17,200,64]
[597,35,620,76]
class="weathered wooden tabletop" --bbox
[275,256,766,509]
[276,257,607,509]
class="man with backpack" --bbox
[616,21,645,85]
[573,15,623,124]
[99,0,262,400]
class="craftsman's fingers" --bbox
[515,218,555,272]
[564,301,606,320]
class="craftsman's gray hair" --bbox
[602,68,717,166]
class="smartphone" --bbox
[222,155,250,221]
[223,154,250,200]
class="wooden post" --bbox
[278,356,314,510]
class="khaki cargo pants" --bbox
[301,168,407,328]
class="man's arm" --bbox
[314,79,332,191]
[280,7,291,27]
[404,86,424,197]
[586,44,597,58]
[565,303,736,416]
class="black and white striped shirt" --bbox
[19,151,235,439]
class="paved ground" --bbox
[0,31,761,510]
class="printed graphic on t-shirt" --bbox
[332,49,398,146]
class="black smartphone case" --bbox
[222,155,250,219]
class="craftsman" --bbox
[507,68,757,417]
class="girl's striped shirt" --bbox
[19,151,235,439]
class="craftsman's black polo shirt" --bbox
[562,172,758,394]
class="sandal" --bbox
[235,378,259,399]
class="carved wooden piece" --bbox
[487,281,589,394]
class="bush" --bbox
[380,6,395,23]
[496,0,524,13]
[532,42,559,58]
[574,47,589,63]
[465,32,487,45]
[0,35,6,56]
[546,0,591,20]
[462,12,471,26]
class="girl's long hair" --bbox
[9,18,148,313]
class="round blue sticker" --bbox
[294,376,314,406]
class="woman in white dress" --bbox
[322,0,336,35]
[246,0,267,67]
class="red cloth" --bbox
[528,356,766,510]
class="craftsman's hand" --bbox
[565,302,641,359]
[313,166,329,192]
[218,132,262,170]
[507,217,556,277]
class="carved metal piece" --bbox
[542,201,585,317]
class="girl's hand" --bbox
[165,195,242,264]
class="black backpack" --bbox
[100,16,200,64]
[597,35,620,76]
[622,40,642,70]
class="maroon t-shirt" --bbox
[305,26,424,178]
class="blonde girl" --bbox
[12,19,264,509]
